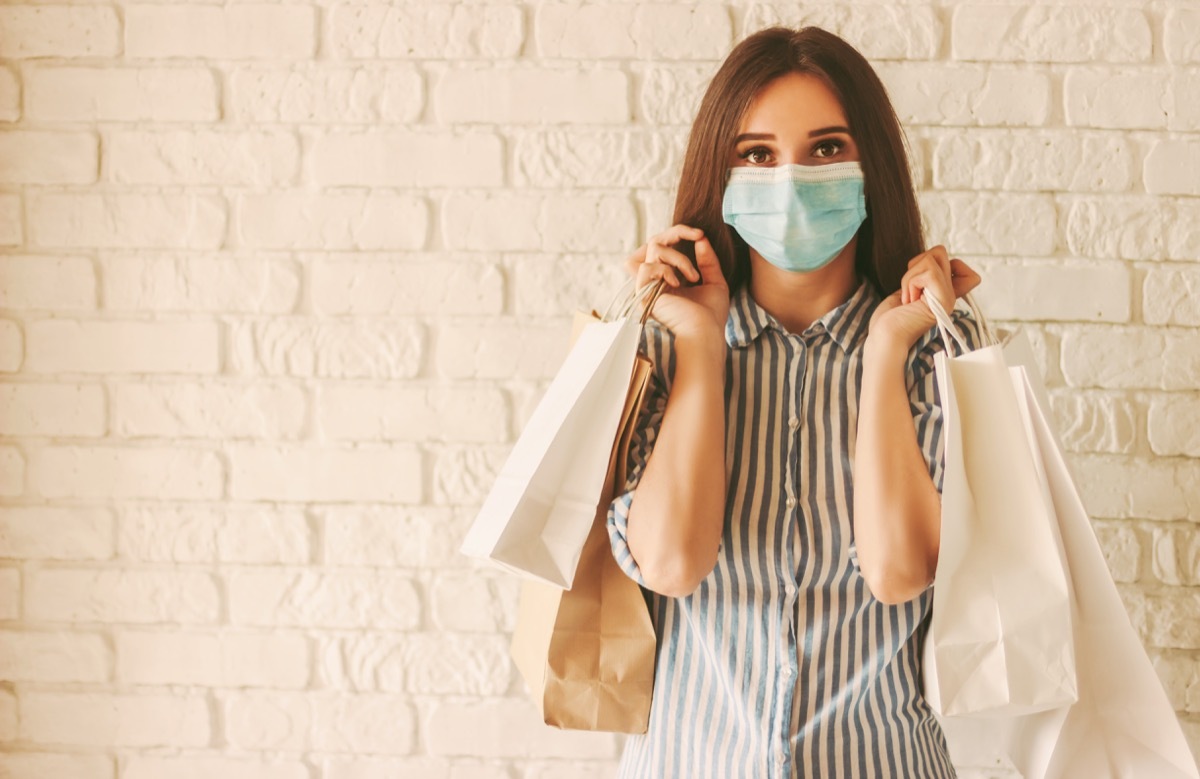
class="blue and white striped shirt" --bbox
[607,279,983,779]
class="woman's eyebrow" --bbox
[729,132,777,142]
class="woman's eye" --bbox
[739,147,771,164]
[812,140,844,158]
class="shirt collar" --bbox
[724,278,880,353]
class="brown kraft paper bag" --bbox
[509,307,658,734]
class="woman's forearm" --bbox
[625,331,728,598]
[853,333,942,604]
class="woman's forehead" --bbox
[738,72,849,135]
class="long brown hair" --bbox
[672,26,923,295]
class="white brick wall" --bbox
[0,1,1197,777]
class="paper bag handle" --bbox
[924,290,1001,356]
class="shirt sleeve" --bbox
[606,319,676,587]
[906,307,988,494]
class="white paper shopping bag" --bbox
[995,377,1200,778]
[459,280,663,589]
[922,295,1077,717]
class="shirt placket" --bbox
[774,333,805,779]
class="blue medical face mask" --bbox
[721,161,868,273]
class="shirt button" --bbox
[788,416,800,430]
[781,665,794,678]
[786,496,796,508]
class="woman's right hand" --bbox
[623,224,731,340]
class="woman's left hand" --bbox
[867,245,981,351]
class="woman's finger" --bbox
[949,258,982,297]
[652,224,705,248]
[623,243,648,277]
[905,268,954,316]
[649,241,700,282]
[692,236,727,288]
[637,259,681,289]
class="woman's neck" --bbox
[746,240,861,335]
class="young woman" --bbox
[607,26,984,778]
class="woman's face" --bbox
[730,71,860,169]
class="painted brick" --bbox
[1148,395,1200,458]
[311,130,503,188]
[0,568,18,620]
[228,569,420,629]
[317,632,509,695]
[0,65,17,122]
[329,3,523,59]
[425,698,618,758]
[28,446,224,500]
[1144,267,1200,327]
[0,382,106,437]
[434,67,629,124]
[1092,521,1143,583]
[1152,526,1200,587]
[1145,591,1200,649]
[229,318,423,379]
[1047,390,1136,454]
[513,129,685,189]
[0,193,21,246]
[1165,8,1200,64]
[951,5,1150,63]
[1065,197,1200,261]
[968,258,1129,322]
[25,569,220,624]
[118,505,311,565]
[932,131,1134,192]
[536,4,730,60]
[918,192,1057,255]
[0,630,111,682]
[322,506,466,569]
[0,255,96,310]
[112,381,307,440]
[0,130,97,185]
[1071,455,1200,522]
[0,507,113,560]
[0,446,23,497]
[1062,327,1200,391]
[228,66,423,124]
[638,64,714,126]
[19,692,210,747]
[429,573,519,633]
[105,130,299,187]
[116,629,310,688]
[324,757,512,779]
[311,258,504,317]
[318,385,509,443]
[24,320,220,374]
[1144,139,1200,196]
[1170,71,1200,132]
[26,66,219,122]
[224,692,415,754]
[0,754,114,779]
[0,5,120,58]
[27,192,226,250]
[1064,68,1170,130]
[432,445,511,506]
[435,322,567,381]
[125,4,315,59]
[100,255,299,313]
[510,254,628,318]
[876,63,1051,126]
[124,757,307,779]
[0,319,22,372]
[743,4,940,60]
[227,444,422,503]
[236,192,427,251]
[442,193,636,253]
